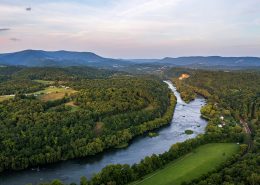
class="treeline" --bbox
[0,66,122,95]
[13,67,121,80]
[0,79,44,95]
[0,74,175,172]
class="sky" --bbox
[0,0,260,58]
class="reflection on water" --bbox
[0,81,207,185]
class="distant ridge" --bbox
[0,50,260,68]
[0,50,130,68]
[159,56,260,67]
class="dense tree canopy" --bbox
[0,67,175,172]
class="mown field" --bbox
[130,143,239,185]
[0,95,14,102]
[34,86,77,101]
[0,86,77,102]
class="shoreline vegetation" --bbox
[148,132,159,137]
[115,143,129,149]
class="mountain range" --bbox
[0,50,130,68]
[1,50,260,69]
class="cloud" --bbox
[114,0,181,19]
[0,28,10,32]
[10,38,20,41]
[0,0,260,57]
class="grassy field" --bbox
[0,95,14,102]
[0,86,77,102]
[33,87,77,101]
[130,143,239,185]
[33,87,71,95]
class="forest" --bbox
[0,66,175,172]
[0,66,123,95]
[1,66,259,185]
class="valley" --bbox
[1,1,260,184]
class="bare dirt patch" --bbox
[179,74,190,80]
[94,122,104,135]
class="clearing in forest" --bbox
[34,86,77,101]
[0,95,14,102]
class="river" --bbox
[0,81,207,185]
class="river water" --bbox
[0,81,207,185]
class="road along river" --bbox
[0,81,207,185]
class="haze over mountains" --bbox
[0,50,260,69]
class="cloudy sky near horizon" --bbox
[0,0,260,58]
